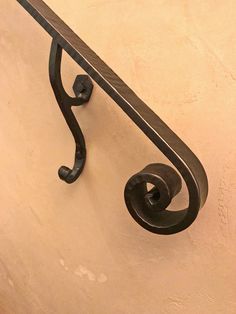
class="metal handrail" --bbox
[16,0,208,234]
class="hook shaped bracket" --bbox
[49,40,93,183]
[17,0,208,234]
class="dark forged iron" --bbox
[16,0,208,235]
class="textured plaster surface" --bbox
[0,0,236,313]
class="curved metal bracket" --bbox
[17,0,208,235]
[49,40,93,183]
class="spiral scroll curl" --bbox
[124,163,189,235]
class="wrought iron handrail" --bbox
[16,0,208,234]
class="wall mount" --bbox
[17,0,208,235]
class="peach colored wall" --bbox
[0,0,236,313]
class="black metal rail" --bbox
[16,0,208,234]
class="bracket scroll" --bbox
[49,39,93,183]
[17,0,208,235]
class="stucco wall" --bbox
[0,1,236,313]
